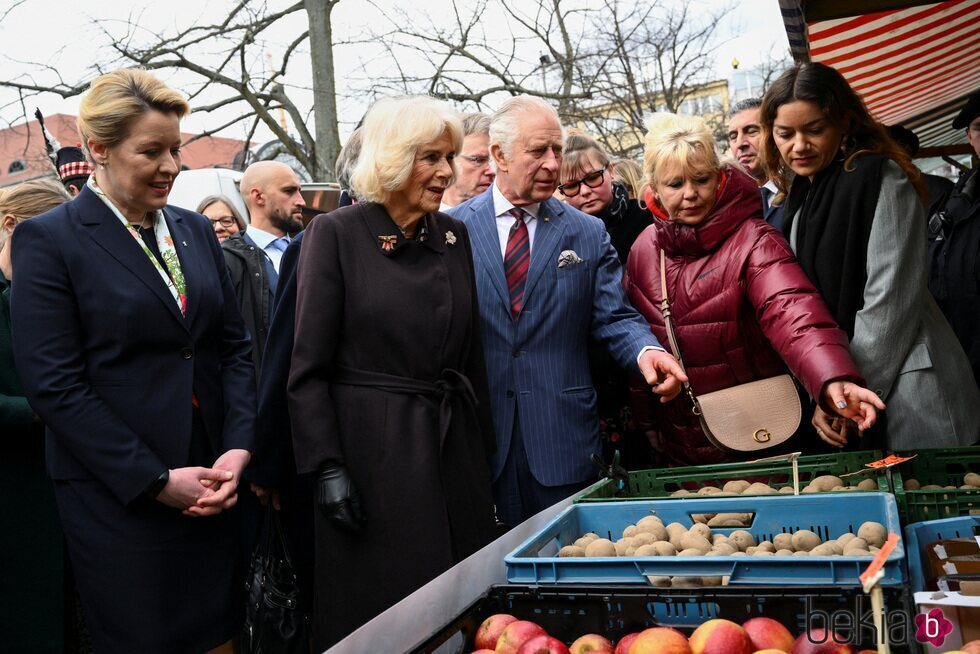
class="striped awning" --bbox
[780,0,979,149]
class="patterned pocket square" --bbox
[557,250,584,268]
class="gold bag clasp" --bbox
[753,429,771,443]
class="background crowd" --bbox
[1,63,978,653]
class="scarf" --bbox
[782,154,886,338]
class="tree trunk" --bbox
[304,0,342,181]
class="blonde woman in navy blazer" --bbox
[10,69,255,654]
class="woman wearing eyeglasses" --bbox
[196,195,246,243]
[558,134,651,264]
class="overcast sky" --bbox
[0,0,789,147]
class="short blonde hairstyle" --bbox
[642,113,720,188]
[612,159,644,199]
[0,178,71,249]
[77,68,190,156]
[350,96,463,205]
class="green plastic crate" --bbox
[576,450,888,502]
[891,446,980,523]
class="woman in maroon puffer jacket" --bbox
[624,113,883,466]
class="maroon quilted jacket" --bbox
[624,166,862,466]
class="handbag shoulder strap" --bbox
[659,249,701,415]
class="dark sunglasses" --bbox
[558,169,604,197]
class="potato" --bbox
[773,533,794,551]
[712,534,730,545]
[633,544,661,557]
[697,486,722,495]
[652,541,677,556]
[648,575,671,587]
[671,576,702,587]
[559,545,586,557]
[792,550,811,556]
[831,486,846,492]
[857,521,887,548]
[843,537,868,553]
[756,540,776,553]
[778,486,796,494]
[745,546,758,555]
[921,484,943,490]
[669,533,686,551]
[856,478,878,491]
[723,479,751,494]
[573,537,595,549]
[904,478,921,490]
[625,547,637,556]
[585,538,617,557]
[711,542,737,556]
[671,489,692,497]
[801,485,820,493]
[691,514,712,524]
[810,475,844,492]
[960,485,976,490]
[836,533,857,546]
[845,549,870,556]
[639,523,668,541]
[665,522,687,538]
[637,516,664,530]
[730,551,747,557]
[965,472,980,488]
[751,550,774,556]
[678,548,706,556]
[614,538,635,556]
[708,513,750,527]
[632,532,656,547]
[700,576,723,586]
[791,530,821,552]
[809,544,839,556]
[690,523,712,540]
[823,541,844,555]
[582,532,601,540]
[774,549,794,556]
[622,525,639,538]
[728,530,756,551]
[744,482,778,495]
[680,533,712,552]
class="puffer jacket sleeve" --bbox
[745,228,864,402]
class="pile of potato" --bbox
[558,514,888,567]
[669,475,878,499]
[902,471,980,491]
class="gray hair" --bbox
[196,194,247,232]
[461,112,491,138]
[335,127,363,197]
[489,96,564,159]
[729,97,762,119]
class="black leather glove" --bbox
[316,464,365,532]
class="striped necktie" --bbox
[504,207,530,318]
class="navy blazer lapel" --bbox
[76,188,187,329]
[466,192,510,310]
[523,198,566,303]
[164,208,204,328]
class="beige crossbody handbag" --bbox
[659,250,801,454]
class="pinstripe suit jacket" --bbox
[450,189,661,486]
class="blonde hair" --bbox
[642,113,721,188]
[77,68,190,156]
[612,159,644,199]
[350,96,463,205]
[0,178,71,248]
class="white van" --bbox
[168,168,250,224]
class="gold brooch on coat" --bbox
[378,235,398,252]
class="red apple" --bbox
[628,627,692,654]
[570,634,615,654]
[689,619,753,654]
[743,617,795,653]
[477,614,518,650]
[790,629,854,654]
[614,633,641,654]
[517,635,571,654]
[963,641,980,654]
[497,620,547,654]
[473,651,497,653]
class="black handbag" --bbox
[243,506,310,654]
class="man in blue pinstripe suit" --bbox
[449,97,687,525]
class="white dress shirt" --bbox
[245,225,289,273]
[492,182,540,257]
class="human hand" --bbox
[638,349,689,403]
[812,405,849,448]
[156,466,234,512]
[251,483,281,511]
[189,449,251,516]
[317,464,365,532]
[822,381,885,431]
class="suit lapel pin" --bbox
[182,240,188,247]
[378,235,397,253]
[543,216,549,222]
[445,230,457,246]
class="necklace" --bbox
[396,222,416,239]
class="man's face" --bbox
[492,109,563,205]
[968,116,980,159]
[262,168,305,234]
[446,133,494,205]
[728,107,764,181]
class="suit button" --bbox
[182,348,193,360]
[506,390,514,398]
[875,389,883,397]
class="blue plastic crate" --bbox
[505,493,905,586]
[904,516,980,593]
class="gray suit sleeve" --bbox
[849,160,926,398]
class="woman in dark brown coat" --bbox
[287,96,497,649]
